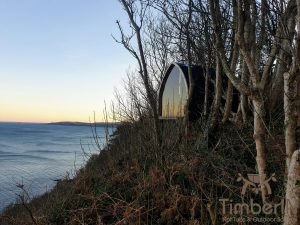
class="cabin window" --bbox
[161,66,188,118]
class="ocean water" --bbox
[0,122,112,212]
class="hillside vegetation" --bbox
[0,118,286,225]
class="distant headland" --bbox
[48,121,119,127]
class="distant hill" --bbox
[48,121,119,127]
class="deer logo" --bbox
[237,173,276,195]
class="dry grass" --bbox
[0,118,286,225]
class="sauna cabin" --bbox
[158,62,239,121]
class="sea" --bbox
[0,122,113,212]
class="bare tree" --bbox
[144,16,177,90]
[210,55,222,129]
[209,0,298,201]
[284,150,300,225]
[284,0,300,223]
[282,0,299,169]
[115,0,162,148]
[113,71,146,122]
[221,0,239,123]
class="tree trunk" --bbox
[284,150,300,225]
[203,64,209,117]
[136,28,162,149]
[222,7,239,124]
[253,99,268,201]
[240,60,250,124]
[283,0,298,168]
[211,56,222,129]
[269,49,288,111]
[183,0,194,136]
[284,1,300,223]
[222,80,233,123]
[284,72,297,169]
[184,35,194,136]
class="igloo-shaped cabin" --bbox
[158,62,239,121]
[158,62,215,121]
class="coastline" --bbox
[48,121,120,127]
[0,122,114,214]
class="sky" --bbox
[0,0,135,123]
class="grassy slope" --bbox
[0,119,285,225]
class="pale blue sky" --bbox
[0,0,135,122]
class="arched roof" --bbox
[158,62,240,120]
[158,62,210,119]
